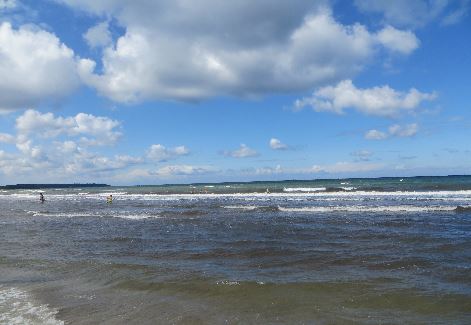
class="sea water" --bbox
[0,176,470,324]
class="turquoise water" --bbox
[1,176,471,324]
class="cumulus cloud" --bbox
[146,144,189,162]
[83,21,112,48]
[375,25,419,54]
[354,0,469,28]
[244,161,383,176]
[0,108,203,182]
[154,165,215,177]
[0,109,134,182]
[365,123,419,140]
[0,142,142,182]
[0,2,424,106]
[57,1,421,103]
[0,108,204,183]
[16,109,121,145]
[116,164,217,182]
[294,79,436,117]
[0,22,80,111]
[269,138,288,150]
[224,144,258,158]
[364,129,388,140]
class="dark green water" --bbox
[1,176,471,324]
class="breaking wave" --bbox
[0,286,64,325]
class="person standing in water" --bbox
[107,194,113,204]
[39,193,45,203]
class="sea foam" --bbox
[0,286,63,325]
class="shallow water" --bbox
[1,177,471,324]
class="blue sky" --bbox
[0,0,470,185]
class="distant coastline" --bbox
[0,183,110,190]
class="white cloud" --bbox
[0,22,80,111]
[55,140,79,154]
[354,0,468,28]
[0,109,202,183]
[375,25,419,54]
[66,2,420,103]
[60,151,142,175]
[0,0,17,10]
[108,164,217,182]
[242,161,383,176]
[224,144,258,158]
[441,5,469,25]
[295,79,436,117]
[146,144,189,162]
[16,109,121,145]
[365,129,388,140]
[269,138,288,150]
[0,2,431,109]
[254,164,284,175]
[154,165,215,177]
[0,132,15,143]
[83,21,112,48]
[351,150,373,161]
[0,109,133,182]
[388,123,419,137]
[365,123,419,140]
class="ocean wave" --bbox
[98,192,128,196]
[278,205,458,213]
[0,286,64,325]
[3,190,471,203]
[454,206,471,213]
[283,187,326,192]
[224,205,258,211]
[223,205,280,212]
[31,212,162,220]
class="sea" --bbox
[1,176,470,324]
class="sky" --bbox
[0,0,470,185]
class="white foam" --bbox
[223,205,258,210]
[216,280,240,286]
[115,214,161,220]
[283,187,326,192]
[97,192,127,196]
[0,286,64,325]
[31,212,161,220]
[3,189,471,203]
[278,205,457,213]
